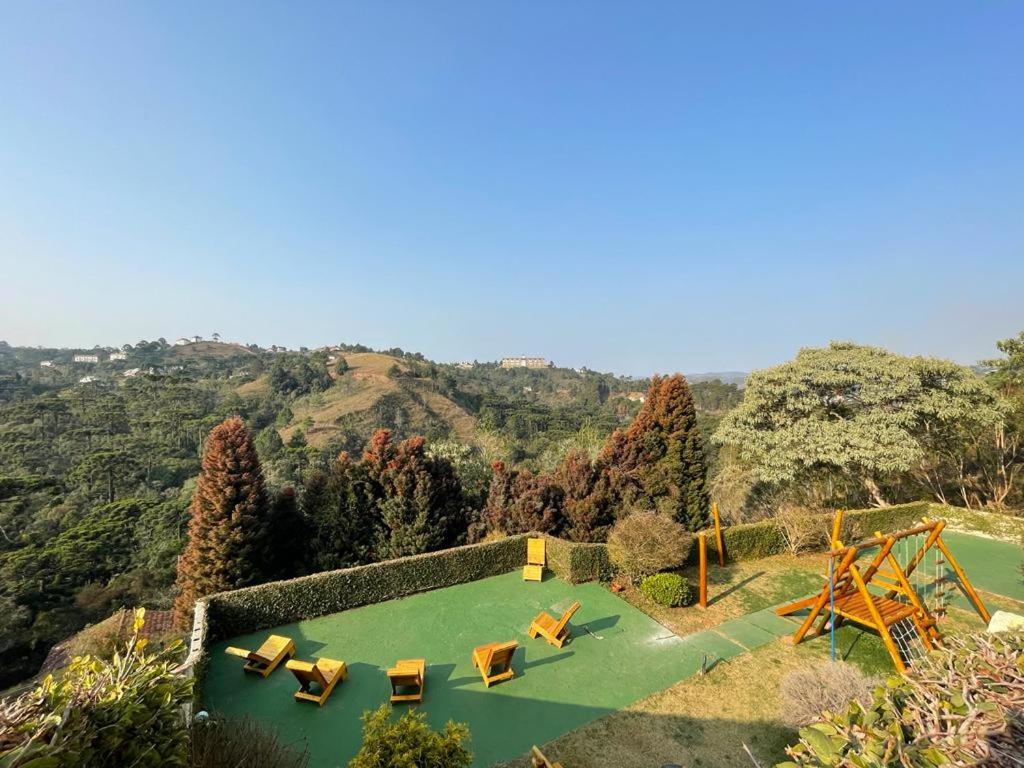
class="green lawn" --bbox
[204,572,725,768]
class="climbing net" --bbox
[896,532,950,618]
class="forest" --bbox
[0,330,1021,688]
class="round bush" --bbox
[606,511,693,585]
[640,572,696,607]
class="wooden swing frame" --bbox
[775,518,990,672]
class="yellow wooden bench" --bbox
[528,601,580,648]
[523,537,546,581]
[224,634,295,677]
[472,640,518,687]
[387,658,425,703]
[285,657,347,706]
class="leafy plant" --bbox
[779,660,877,727]
[190,714,308,768]
[348,704,472,768]
[782,630,1024,767]
[606,511,692,585]
[0,608,192,767]
[640,572,695,607]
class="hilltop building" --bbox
[500,356,551,369]
[73,354,99,364]
[39,360,54,367]
[109,352,127,361]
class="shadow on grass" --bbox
[708,571,766,606]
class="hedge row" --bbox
[205,535,528,640]
[544,535,611,584]
[692,500,935,565]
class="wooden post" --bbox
[831,509,845,549]
[712,503,725,566]
[698,533,708,608]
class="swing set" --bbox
[775,515,990,673]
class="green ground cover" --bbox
[204,572,723,768]
[203,531,1023,768]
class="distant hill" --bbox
[168,340,256,359]
[686,371,747,387]
[248,352,479,449]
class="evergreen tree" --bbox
[173,417,272,628]
[365,429,466,558]
[265,485,307,579]
[555,451,614,542]
[599,374,709,530]
[302,455,380,571]
[477,460,565,538]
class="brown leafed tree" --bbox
[173,416,272,628]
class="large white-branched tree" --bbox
[713,342,1006,507]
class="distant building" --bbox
[123,368,143,378]
[500,356,550,369]
[108,352,127,361]
[625,392,646,403]
[73,354,99,364]
[174,335,202,346]
[454,362,475,369]
[39,360,54,367]
[78,375,97,384]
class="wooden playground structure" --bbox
[776,515,991,672]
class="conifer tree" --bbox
[556,451,614,542]
[599,374,709,530]
[173,417,272,628]
[365,429,466,558]
[476,460,565,538]
[302,454,380,571]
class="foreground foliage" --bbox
[348,704,472,768]
[189,714,309,768]
[640,572,695,607]
[0,608,192,767]
[783,631,1024,767]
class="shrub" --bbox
[0,608,192,767]
[606,512,693,584]
[206,535,527,640]
[777,504,831,555]
[640,572,695,607]
[779,660,877,727]
[190,714,308,768]
[784,630,1024,766]
[348,704,472,768]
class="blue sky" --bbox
[1,2,1021,375]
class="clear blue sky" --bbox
[1,2,1021,375]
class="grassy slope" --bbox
[168,341,256,359]
[268,352,478,447]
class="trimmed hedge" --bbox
[205,535,528,640]
[544,535,611,584]
[640,573,696,607]
[693,501,936,565]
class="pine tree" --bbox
[365,430,466,559]
[302,454,380,570]
[555,451,614,542]
[598,374,709,530]
[173,417,272,628]
[477,460,565,538]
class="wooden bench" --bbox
[387,658,425,703]
[528,601,580,648]
[224,634,295,677]
[286,657,347,706]
[472,640,518,687]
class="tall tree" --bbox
[302,455,380,571]
[364,429,466,558]
[713,342,1005,507]
[599,374,710,530]
[173,417,272,628]
[476,460,565,538]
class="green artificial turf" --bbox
[204,572,703,768]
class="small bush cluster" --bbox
[640,572,695,607]
[349,704,472,768]
[606,512,693,585]
[0,609,192,767]
[190,715,308,768]
[784,630,1024,766]
[545,535,612,584]
[779,660,878,727]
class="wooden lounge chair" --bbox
[528,601,580,648]
[285,657,347,706]
[523,537,546,581]
[531,745,564,768]
[472,640,518,687]
[387,658,425,703]
[223,634,295,677]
